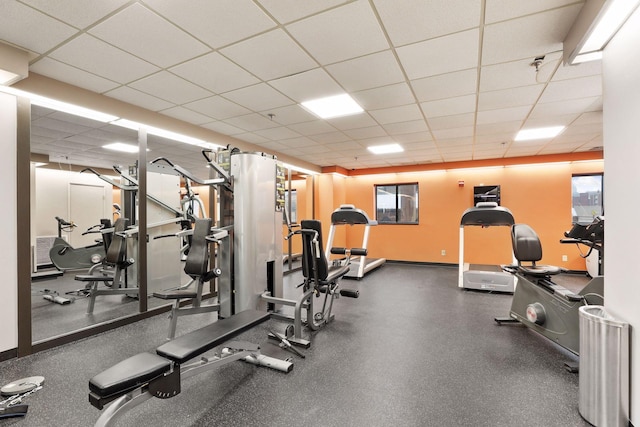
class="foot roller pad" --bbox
[89,352,171,399]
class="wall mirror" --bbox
[29,105,141,343]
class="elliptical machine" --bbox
[495,219,604,367]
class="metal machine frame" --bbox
[458,202,516,293]
[325,204,385,279]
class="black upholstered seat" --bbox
[300,219,350,285]
[511,224,562,276]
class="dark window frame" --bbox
[375,183,419,225]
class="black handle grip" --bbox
[350,248,367,256]
[330,247,346,255]
[340,289,359,298]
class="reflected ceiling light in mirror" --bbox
[30,96,118,123]
[110,119,222,150]
[367,143,404,154]
[301,94,363,119]
[282,162,320,176]
[103,142,139,153]
[515,126,565,141]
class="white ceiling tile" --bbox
[480,56,559,92]
[0,1,77,53]
[343,126,387,139]
[393,132,433,143]
[327,114,378,131]
[288,120,338,136]
[524,114,579,129]
[474,132,515,143]
[370,104,423,125]
[397,29,479,80]
[183,96,251,120]
[265,105,318,126]
[326,50,404,92]
[352,83,415,110]
[279,137,319,149]
[411,68,478,102]
[89,3,209,68]
[482,4,583,65]
[484,0,580,24]
[105,86,174,111]
[201,121,246,136]
[433,126,474,140]
[476,106,530,125]
[129,71,212,104]
[234,132,271,144]
[310,132,351,144]
[145,0,276,48]
[478,85,544,111]
[257,0,350,24]
[20,0,130,28]
[220,29,316,81]
[573,111,603,125]
[286,0,389,65]
[476,120,522,136]
[383,119,429,135]
[560,123,602,137]
[373,0,481,46]
[538,76,602,103]
[169,52,260,94]
[30,58,120,93]
[269,68,343,103]
[223,83,294,112]
[225,113,281,132]
[421,94,476,118]
[428,113,475,130]
[530,97,601,119]
[254,126,302,141]
[553,60,602,81]
[49,34,160,83]
[160,106,213,125]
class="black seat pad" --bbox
[156,310,270,364]
[153,289,198,300]
[89,352,171,398]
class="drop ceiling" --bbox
[1,0,603,173]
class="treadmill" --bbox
[325,205,385,279]
[458,202,516,293]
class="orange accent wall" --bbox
[319,158,603,271]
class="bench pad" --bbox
[89,352,171,398]
[153,289,198,300]
[156,310,270,364]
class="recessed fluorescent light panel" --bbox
[367,143,404,154]
[103,142,139,153]
[301,94,363,119]
[515,126,565,141]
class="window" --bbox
[571,173,603,224]
[375,183,419,224]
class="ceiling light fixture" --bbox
[0,43,29,85]
[103,142,139,153]
[564,0,640,65]
[367,143,404,154]
[515,126,565,141]
[301,94,363,119]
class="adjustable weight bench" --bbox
[89,309,292,427]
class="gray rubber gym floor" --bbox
[5,263,591,426]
